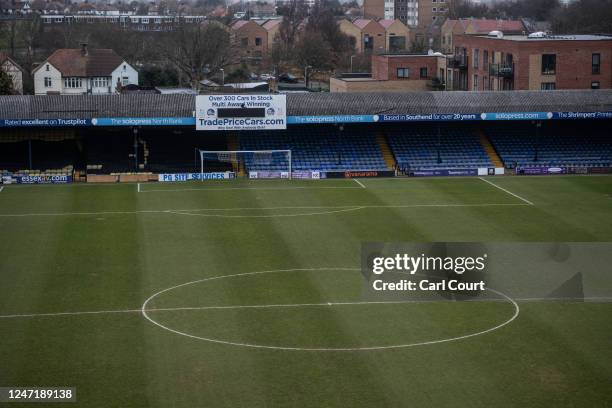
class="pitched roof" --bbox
[230,20,249,30]
[262,19,282,30]
[352,18,373,29]
[0,52,24,71]
[38,48,125,77]
[378,19,395,29]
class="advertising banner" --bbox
[196,95,286,131]
[324,170,395,179]
[248,171,321,179]
[516,167,567,175]
[0,119,90,127]
[158,172,234,182]
[9,174,72,184]
[410,169,478,177]
[287,115,375,124]
[92,117,195,127]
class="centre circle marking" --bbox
[141,267,520,351]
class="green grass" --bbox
[0,176,611,407]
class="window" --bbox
[45,64,49,71]
[473,49,479,68]
[255,37,262,46]
[473,74,478,90]
[397,67,410,78]
[541,54,556,75]
[541,82,556,90]
[44,77,52,87]
[93,77,110,88]
[432,7,436,11]
[483,50,488,70]
[592,53,600,74]
[420,67,428,78]
[63,77,82,88]
[439,7,445,11]
[121,76,129,86]
[591,81,600,89]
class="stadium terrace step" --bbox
[227,134,245,176]
[478,130,504,167]
[377,133,397,171]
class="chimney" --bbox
[80,42,88,57]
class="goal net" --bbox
[198,150,292,179]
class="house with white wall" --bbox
[33,44,138,95]
[0,52,25,94]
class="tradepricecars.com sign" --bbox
[195,94,287,131]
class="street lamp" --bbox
[304,65,312,90]
[220,68,225,86]
[350,55,356,73]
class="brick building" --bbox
[231,20,268,62]
[441,19,526,54]
[330,53,446,92]
[339,18,410,54]
[449,33,612,91]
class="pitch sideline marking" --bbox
[140,267,521,351]
[353,179,366,189]
[479,177,534,205]
[137,183,140,193]
[0,203,528,218]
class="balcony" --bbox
[449,55,468,70]
[490,63,514,78]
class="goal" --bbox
[198,150,292,180]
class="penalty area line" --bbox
[479,177,534,205]
[353,179,366,189]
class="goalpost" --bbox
[198,150,292,180]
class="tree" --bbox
[294,31,333,73]
[271,0,307,69]
[162,22,238,89]
[0,69,14,95]
[551,0,612,33]
[305,0,352,65]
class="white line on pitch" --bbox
[479,177,534,205]
[0,186,4,193]
[1,296,610,319]
[0,203,528,218]
[139,185,363,193]
[137,183,140,193]
[353,179,366,189]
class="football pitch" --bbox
[0,176,611,407]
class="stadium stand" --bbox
[385,124,493,171]
[240,125,388,172]
[86,130,133,174]
[143,130,228,173]
[485,122,612,168]
[0,130,77,176]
